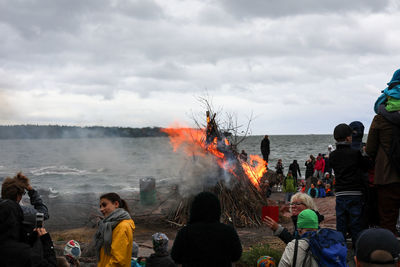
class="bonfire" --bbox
[162,109,269,227]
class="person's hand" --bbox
[34,228,47,237]
[263,216,279,231]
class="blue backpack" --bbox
[299,228,348,267]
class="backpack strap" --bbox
[293,238,298,267]
[302,246,311,267]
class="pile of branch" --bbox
[167,100,268,227]
[168,171,268,228]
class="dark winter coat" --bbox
[289,161,301,179]
[349,121,365,151]
[305,161,314,178]
[0,199,56,267]
[171,192,242,267]
[330,142,370,193]
[366,113,400,184]
[0,199,32,266]
[147,252,177,267]
[261,138,270,158]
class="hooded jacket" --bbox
[97,219,136,267]
[374,69,400,113]
[171,192,242,267]
[349,121,365,151]
[313,157,325,172]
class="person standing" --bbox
[171,191,242,266]
[95,192,135,267]
[283,171,297,203]
[366,69,400,235]
[313,154,325,180]
[260,135,270,164]
[289,160,301,183]
[330,123,370,246]
[275,159,284,190]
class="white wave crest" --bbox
[30,166,89,176]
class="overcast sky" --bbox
[1,0,399,134]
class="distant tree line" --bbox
[0,125,168,139]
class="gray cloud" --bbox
[0,0,399,133]
[217,0,392,19]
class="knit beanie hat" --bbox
[64,240,81,260]
[333,123,352,141]
[152,232,169,254]
[297,209,318,229]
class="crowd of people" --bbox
[1,69,399,266]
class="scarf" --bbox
[94,208,131,260]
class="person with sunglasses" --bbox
[263,192,324,244]
[94,192,135,267]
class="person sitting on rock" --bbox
[64,240,81,267]
[325,184,334,197]
[317,180,326,198]
[307,183,319,198]
[263,193,324,244]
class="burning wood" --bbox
[162,110,269,227]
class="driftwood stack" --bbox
[166,109,269,227]
[168,166,269,228]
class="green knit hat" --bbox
[297,209,318,229]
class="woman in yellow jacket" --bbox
[94,192,135,267]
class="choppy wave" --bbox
[30,166,90,176]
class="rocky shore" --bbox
[47,190,336,266]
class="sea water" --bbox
[0,135,359,194]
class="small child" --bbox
[330,123,370,246]
[325,184,333,197]
[317,180,326,198]
[64,240,81,267]
[307,183,319,198]
[146,233,176,267]
[131,241,143,267]
[283,171,296,203]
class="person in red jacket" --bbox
[313,154,325,180]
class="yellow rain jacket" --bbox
[98,219,136,267]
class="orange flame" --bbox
[240,155,267,190]
[161,125,267,190]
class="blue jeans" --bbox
[336,195,365,247]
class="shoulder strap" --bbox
[302,246,311,267]
[293,238,298,267]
